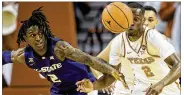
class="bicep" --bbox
[164,53,180,67]
[54,41,90,62]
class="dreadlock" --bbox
[17,6,54,47]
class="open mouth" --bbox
[129,27,134,30]
[36,42,44,48]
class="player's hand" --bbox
[102,84,115,95]
[76,79,94,93]
[144,82,164,95]
[111,71,129,89]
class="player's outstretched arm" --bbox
[90,41,112,79]
[145,53,180,95]
[3,48,25,65]
[54,41,127,84]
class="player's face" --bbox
[129,8,145,31]
[24,25,46,51]
[144,10,158,29]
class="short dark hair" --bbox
[17,6,54,47]
[144,6,157,14]
[127,2,145,15]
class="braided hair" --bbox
[17,6,54,47]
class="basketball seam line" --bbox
[111,4,130,28]
[106,7,126,29]
[102,19,119,33]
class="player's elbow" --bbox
[2,51,13,65]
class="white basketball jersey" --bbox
[110,27,180,95]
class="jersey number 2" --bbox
[141,66,155,77]
[48,74,61,83]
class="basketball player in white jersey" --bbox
[144,6,158,29]
[88,5,169,95]
[76,2,180,95]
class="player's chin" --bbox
[35,45,45,51]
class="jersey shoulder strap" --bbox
[143,27,160,57]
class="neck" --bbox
[127,27,144,42]
[36,47,47,56]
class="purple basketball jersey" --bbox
[24,37,96,94]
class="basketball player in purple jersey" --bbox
[2,7,127,95]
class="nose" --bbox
[131,24,134,27]
[35,34,41,41]
[144,20,148,26]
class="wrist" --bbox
[93,82,97,90]
[158,81,166,88]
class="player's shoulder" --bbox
[145,27,163,39]
[111,33,123,43]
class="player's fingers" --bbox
[119,73,123,76]
[102,89,105,93]
[143,87,150,92]
[119,76,129,89]
[120,79,129,89]
[144,83,152,92]
[79,85,85,92]
[76,87,80,91]
[105,88,110,94]
[76,80,83,86]
[109,87,114,92]
[111,85,115,89]
[145,88,153,95]
[76,85,82,91]
[145,87,151,95]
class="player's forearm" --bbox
[159,53,181,87]
[93,74,115,90]
[159,62,180,86]
[55,41,121,79]
[64,47,120,78]
[162,63,181,86]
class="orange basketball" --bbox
[102,2,133,33]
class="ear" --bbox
[23,35,27,41]
[155,19,158,25]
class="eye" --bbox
[30,34,36,37]
[134,17,140,22]
[38,32,42,35]
[148,19,153,22]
